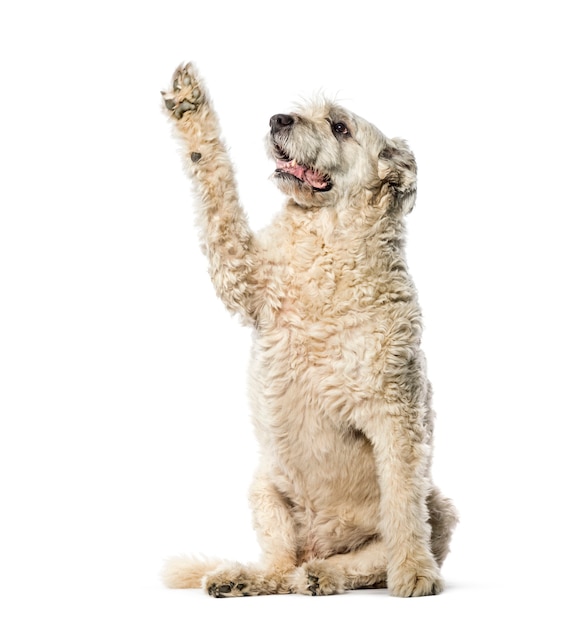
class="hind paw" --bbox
[206,580,250,598]
[203,563,286,598]
[289,561,345,596]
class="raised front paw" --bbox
[161,62,205,119]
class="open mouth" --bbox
[273,144,332,192]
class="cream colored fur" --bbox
[160,63,457,598]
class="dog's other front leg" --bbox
[357,397,443,597]
[162,63,259,325]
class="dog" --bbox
[160,63,457,597]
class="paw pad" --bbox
[162,63,204,120]
[307,574,320,596]
[207,580,249,598]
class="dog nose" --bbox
[270,114,295,132]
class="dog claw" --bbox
[164,98,175,110]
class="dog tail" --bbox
[161,555,224,589]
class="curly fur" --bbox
[160,63,457,598]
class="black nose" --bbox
[270,114,295,133]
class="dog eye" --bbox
[332,122,350,136]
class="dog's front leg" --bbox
[358,399,443,597]
[162,63,259,325]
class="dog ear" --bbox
[378,138,417,213]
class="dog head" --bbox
[266,99,416,213]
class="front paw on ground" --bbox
[161,62,205,119]
[389,571,444,597]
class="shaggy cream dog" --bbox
[161,63,457,598]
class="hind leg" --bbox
[290,539,388,596]
[204,561,287,597]
[202,469,299,597]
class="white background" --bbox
[1,1,583,624]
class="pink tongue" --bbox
[276,159,327,189]
[305,169,328,189]
[277,159,307,179]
